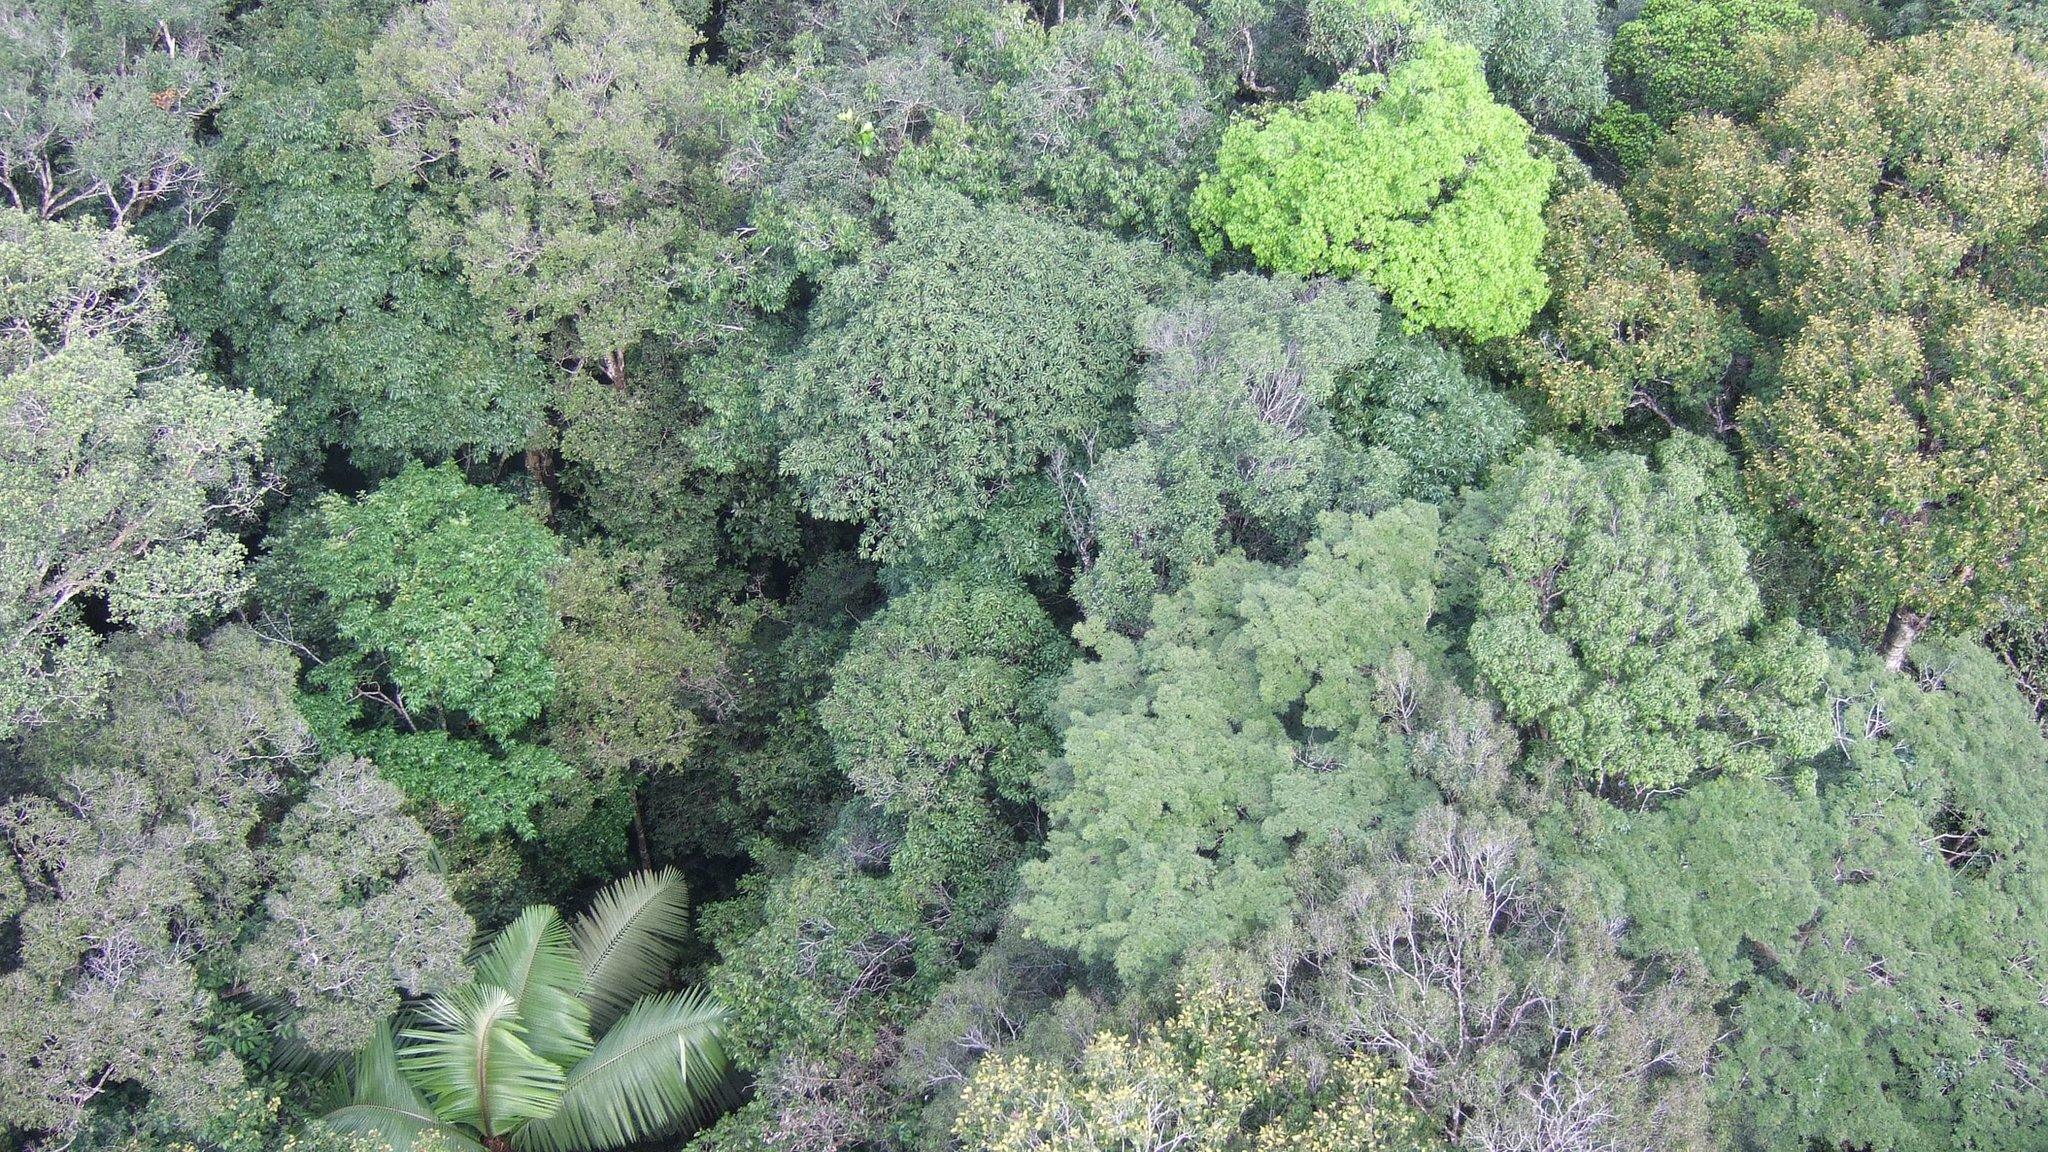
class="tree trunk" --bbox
[523,442,557,521]
[1878,606,1923,672]
[631,783,653,871]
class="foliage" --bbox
[1879,0,2048,33]
[241,758,478,1054]
[1609,0,1817,124]
[1498,182,1740,430]
[22,1,2048,1148]
[1072,274,1400,626]
[0,628,469,1145]
[1454,442,1830,791]
[1335,328,1526,501]
[956,985,1444,1152]
[1629,22,2048,648]
[773,188,1167,569]
[996,0,1222,238]
[354,0,735,370]
[1253,803,1719,1151]
[1190,38,1554,342]
[1556,640,2048,1150]
[0,0,226,229]
[546,546,756,839]
[715,48,1014,296]
[1074,274,1520,628]
[326,870,728,1152]
[1586,101,1661,171]
[820,579,1068,925]
[650,555,872,860]
[215,0,544,476]
[1,209,274,736]
[554,326,800,583]
[1301,0,1609,129]
[1023,505,1443,985]
[702,832,959,1150]
[261,463,569,836]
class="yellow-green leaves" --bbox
[1190,38,1553,342]
[955,987,1443,1152]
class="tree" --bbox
[772,188,1168,570]
[1,209,274,736]
[1072,274,1520,628]
[714,0,1006,68]
[1252,804,1719,1152]
[1190,37,1553,342]
[214,0,545,477]
[240,758,480,1054]
[1879,0,2048,33]
[546,545,757,868]
[1496,181,1740,431]
[260,463,571,837]
[1608,0,1817,125]
[994,0,1222,238]
[0,0,226,229]
[819,578,1070,927]
[326,869,730,1152]
[1626,22,2048,663]
[955,986,1444,1152]
[1301,0,1609,130]
[715,47,1015,300]
[1334,327,1526,501]
[553,325,800,584]
[644,554,874,863]
[1555,640,2048,1150]
[1022,505,1443,985]
[0,627,470,1145]
[1454,443,1830,792]
[1071,274,1401,627]
[702,828,961,1151]
[354,0,737,379]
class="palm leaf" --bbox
[569,868,691,1029]
[474,905,595,1068]
[509,989,731,1152]
[400,984,567,1137]
[324,1022,487,1152]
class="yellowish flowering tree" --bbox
[953,987,1443,1152]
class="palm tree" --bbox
[324,869,729,1152]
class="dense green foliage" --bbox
[12,4,2048,1152]
[1025,505,1441,984]
[1191,37,1554,340]
[1453,442,1830,791]
[2,210,273,735]
[261,463,571,837]
[773,189,1167,571]
[2,627,468,1143]
[955,987,1443,1152]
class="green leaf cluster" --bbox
[1190,37,1554,342]
[1456,442,1830,790]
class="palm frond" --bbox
[474,905,595,1068]
[400,984,567,1137]
[569,868,691,1029]
[324,1022,487,1152]
[509,989,732,1152]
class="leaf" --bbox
[569,868,691,1029]
[400,984,567,1137]
[324,1022,488,1152]
[474,905,594,1068]
[510,989,731,1152]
